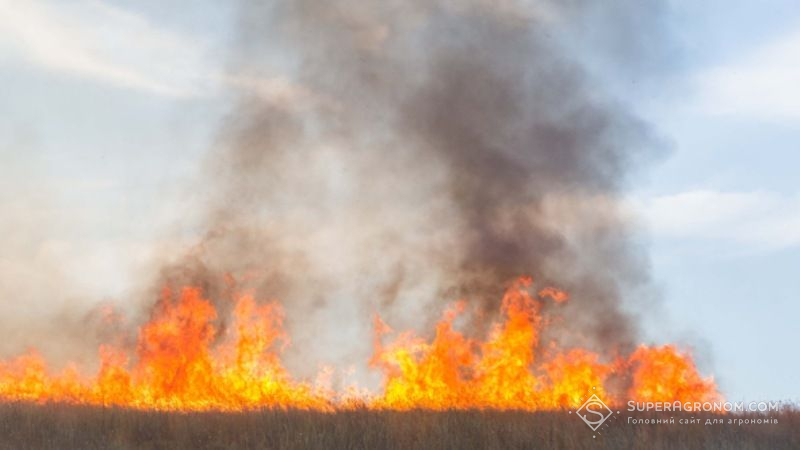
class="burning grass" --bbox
[0,403,796,450]
[0,278,719,411]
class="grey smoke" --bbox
[155,0,665,375]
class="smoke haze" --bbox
[146,0,666,377]
[0,0,670,384]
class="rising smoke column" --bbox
[155,0,666,372]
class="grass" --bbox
[0,403,797,449]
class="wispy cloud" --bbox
[0,0,211,97]
[694,26,800,122]
[633,190,800,250]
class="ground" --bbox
[0,403,796,449]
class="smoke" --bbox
[154,0,666,374]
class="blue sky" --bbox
[0,0,798,401]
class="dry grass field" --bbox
[0,403,797,450]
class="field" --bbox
[0,403,797,450]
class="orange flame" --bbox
[627,345,722,404]
[370,278,615,410]
[0,287,330,410]
[0,278,720,411]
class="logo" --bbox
[575,393,613,431]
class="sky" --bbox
[0,0,798,402]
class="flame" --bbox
[0,287,330,410]
[627,345,721,404]
[0,278,720,411]
[370,278,614,410]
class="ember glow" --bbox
[0,277,720,411]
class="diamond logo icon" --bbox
[575,393,613,431]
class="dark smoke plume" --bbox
[156,0,665,370]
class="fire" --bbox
[627,345,722,404]
[0,278,720,411]
[0,288,331,411]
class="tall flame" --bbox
[0,278,720,411]
[372,278,614,410]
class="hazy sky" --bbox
[0,0,798,401]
